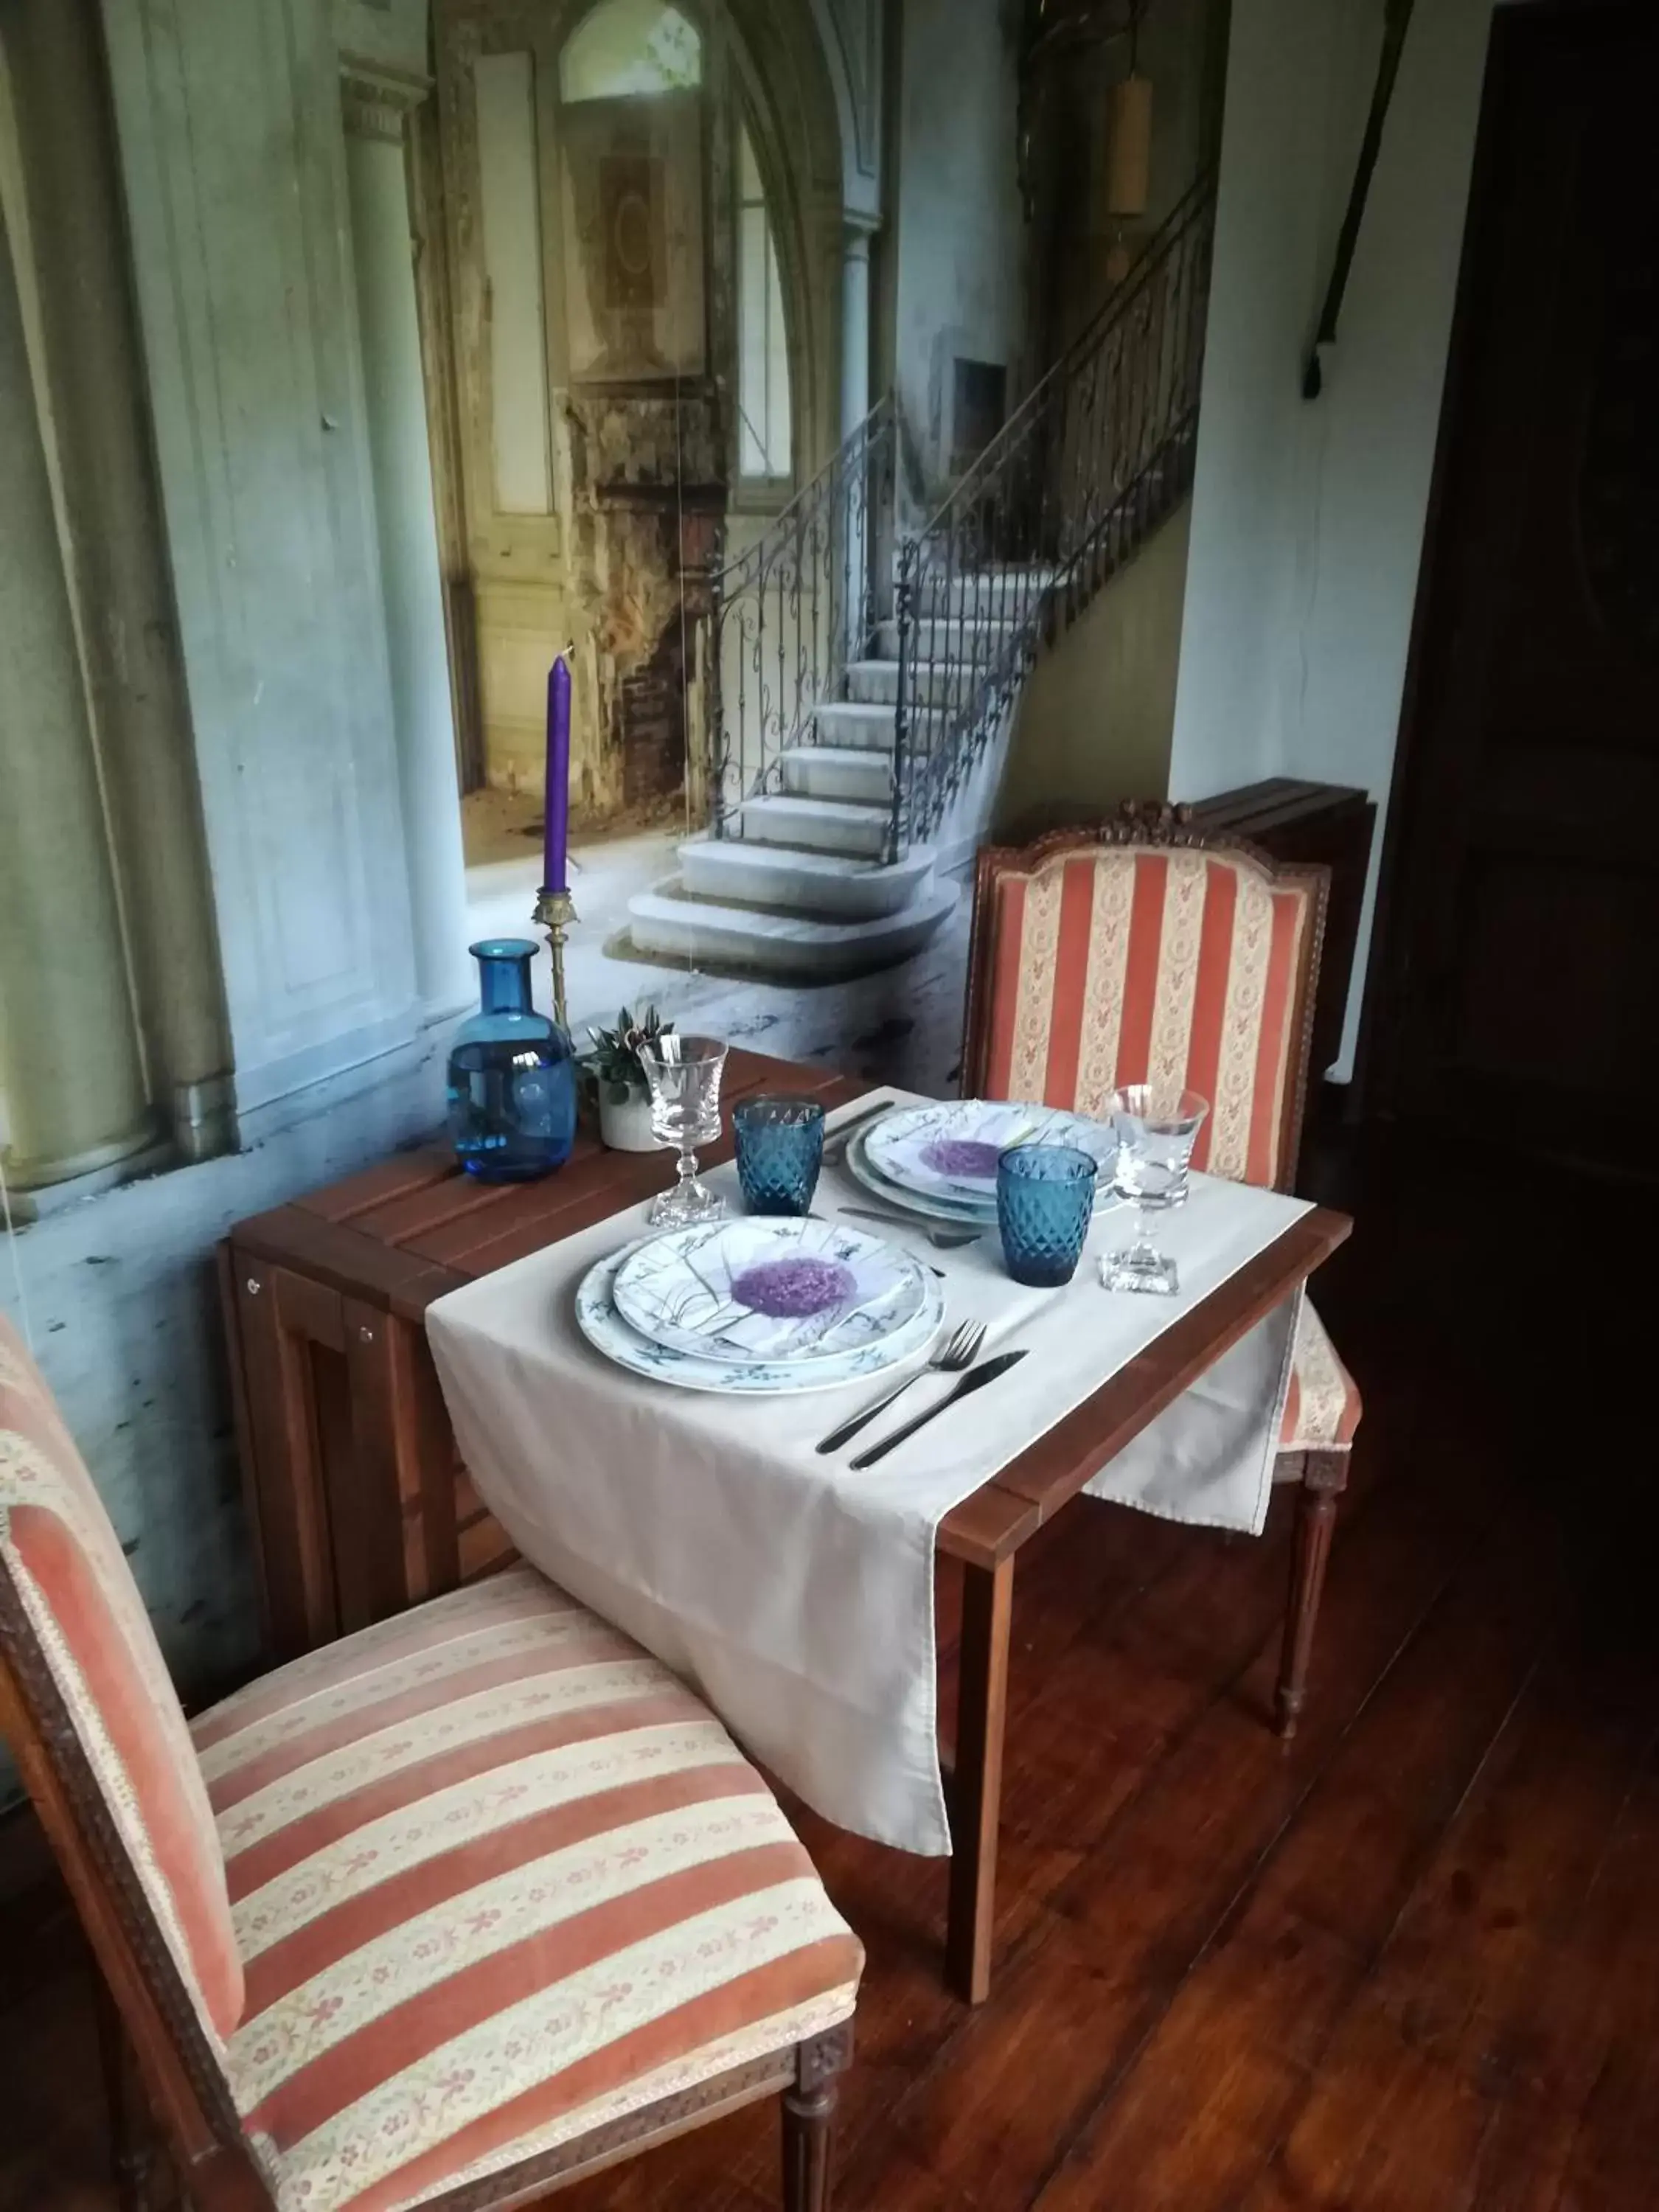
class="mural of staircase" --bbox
[629,176,1216,981]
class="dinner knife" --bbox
[848,1349,1030,1470]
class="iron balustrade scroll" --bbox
[703,397,897,838]
[891,174,1217,858]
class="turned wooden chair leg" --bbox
[1276,1449,1350,1740]
[782,2023,852,2212]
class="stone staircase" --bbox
[627,569,1048,981]
[628,173,1216,984]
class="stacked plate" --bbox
[576,1216,945,1396]
[844,1099,1121,1225]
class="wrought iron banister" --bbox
[891,172,1217,857]
[703,395,896,838]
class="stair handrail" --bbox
[703,395,897,839]
[709,393,893,594]
[891,172,1217,858]
[911,171,1214,545]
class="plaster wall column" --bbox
[0,210,156,1188]
[343,67,472,1023]
[840,218,877,669]
[3,0,232,1161]
[100,0,420,1119]
[841,218,875,440]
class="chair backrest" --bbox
[0,1315,243,2045]
[962,812,1329,1192]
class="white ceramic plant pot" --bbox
[599,1085,658,1153]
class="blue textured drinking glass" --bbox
[997,1144,1099,1287]
[734,1097,826,1217]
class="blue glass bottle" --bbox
[446,939,577,1182]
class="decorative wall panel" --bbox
[101,0,420,1113]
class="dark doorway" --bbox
[1367,1,1659,1172]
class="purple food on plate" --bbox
[920,1137,1004,1180]
[731,1256,856,1319]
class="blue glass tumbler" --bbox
[734,1096,826,1217]
[997,1144,1099,1287]
[446,939,577,1182]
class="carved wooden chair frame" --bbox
[963,800,1332,1194]
[0,1559,852,2212]
[961,799,1350,1738]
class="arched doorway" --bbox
[426,0,841,858]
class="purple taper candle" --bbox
[544,655,571,894]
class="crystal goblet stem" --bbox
[1101,1085,1208,1297]
[639,1034,728,1229]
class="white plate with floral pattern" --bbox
[844,1122,1001,1222]
[611,1217,931,1366]
[862,1099,1119,1206]
[577,1237,945,1395]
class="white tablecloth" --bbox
[426,1091,1309,1857]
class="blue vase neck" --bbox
[470,939,538,1018]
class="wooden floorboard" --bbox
[3,1132,1657,2211]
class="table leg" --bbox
[945,1553,1014,2005]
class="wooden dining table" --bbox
[220,1047,1351,2005]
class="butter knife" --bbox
[848,1349,1030,1470]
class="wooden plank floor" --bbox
[3,1130,1657,2211]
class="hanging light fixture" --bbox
[1105,1,1152,279]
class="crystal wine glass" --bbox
[638,1034,729,1228]
[1100,1085,1209,1296]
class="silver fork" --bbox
[815,1320,987,1455]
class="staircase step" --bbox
[782,745,894,804]
[874,616,1023,662]
[678,833,936,920]
[628,877,958,982]
[812,700,897,749]
[846,659,985,707]
[914,566,1057,618]
[814,698,949,748]
[735,793,891,859]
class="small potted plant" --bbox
[586,1004,672,1152]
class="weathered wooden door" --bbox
[433,0,731,827]
[1372,2,1659,1164]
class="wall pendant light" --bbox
[1105,2,1152,280]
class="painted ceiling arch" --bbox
[341,0,877,220]
[802,0,881,219]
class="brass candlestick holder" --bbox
[533,884,577,1034]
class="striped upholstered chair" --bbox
[962,806,1361,1736]
[0,1315,860,2212]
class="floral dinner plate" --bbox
[865,1099,1119,1204]
[577,1239,944,1397]
[844,1123,1000,1222]
[611,1217,931,1366]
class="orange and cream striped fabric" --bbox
[193,1565,863,2212]
[0,1316,244,2042]
[1281,1304,1362,1453]
[978,844,1315,1190]
[976,841,1360,1452]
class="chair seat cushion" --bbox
[191,1567,862,2212]
[1279,1298,1361,1453]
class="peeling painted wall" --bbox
[889,0,1027,504]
